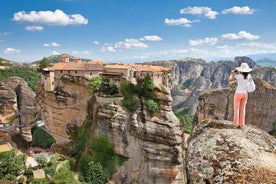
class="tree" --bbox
[141,74,154,99]
[88,76,104,93]
[88,76,118,95]
[83,161,107,184]
[38,57,51,71]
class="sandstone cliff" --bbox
[37,73,187,183]
[89,85,186,183]
[187,119,276,184]
[150,57,276,115]
[36,74,91,143]
[195,78,276,132]
[0,77,36,142]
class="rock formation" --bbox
[36,75,91,143]
[187,119,276,184]
[0,77,36,142]
[88,85,186,183]
[195,78,276,132]
[150,57,275,115]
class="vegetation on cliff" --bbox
[174,108,193,133]
[0,66,40,91]
[68,116,127,183]
[88,76,118,96]
[120,74,160,115]
[31,125,56,148]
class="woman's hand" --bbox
[229,70,237,82]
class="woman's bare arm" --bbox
[228,70,237,82]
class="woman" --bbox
[228,63,253,128]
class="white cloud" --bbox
[164,18,192,27]
[93,41,100,45]
[222,6,255,15]
[220,31,259,40]
[114,39,148,50]
[0,32,11,36]
[13,9,88,25]
[180,6,218,19]
[100,46,116,52]
[25,26,44,31]
[141,35,162,41]
[4,47,21,54]
[43,42,60,47]
[189,37,218,46]
[100,38,148,52]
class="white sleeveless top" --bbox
[235,74,251,94]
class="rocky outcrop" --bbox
[187,119,276,184]
[36,75,91,143]
[0,77,36,141]
[195,78,276,132]
[0,77,36,145]
[91,85,186,184]
[151,57,275,115]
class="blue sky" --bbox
[0,0,276,63]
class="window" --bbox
[60,71,62,73]
[75,71,77,74]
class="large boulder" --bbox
[0,77,36,142]
[187,119,276,184]
[195,78,276,132]
[91,85,186,184]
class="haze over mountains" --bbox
[1,52,276,67]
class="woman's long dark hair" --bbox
[241,72,249,79]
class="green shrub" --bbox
[31,125,56,148]
[120,76,159,115]
[88,76,118,96]
[31,178,51,184]
[174,109,193,133]
[69,124,89,157]
[119,82,137,97]
[90,137,115,177]
[145,99,159,116]
[121,96,139,112]
[53,168,78,184]
[0,150,26,178]
[35,153,48,167]
[82,161,108,184]
[181,79,192,89]
[43,166,55,176]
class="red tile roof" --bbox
[133,64,171,72]
[48,61,105,71]
[105,64,134,69]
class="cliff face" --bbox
[38,74,186,183]
[187,120,276,184]
[36,75,91,143]
[194,78,276,132]
[161,57,275,115]
[0,77,36,142]
[90,85,186,183]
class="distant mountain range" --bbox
[247,53,276,67]
[1,53,276,67]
